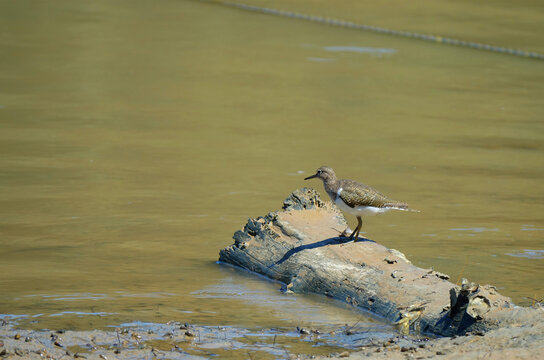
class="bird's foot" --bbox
[340,227,353,238]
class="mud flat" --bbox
[218,188,544,358]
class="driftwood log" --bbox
[219,188,539,337]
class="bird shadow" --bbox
[270,236,375,268]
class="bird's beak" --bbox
[304,173,318,180]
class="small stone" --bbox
[54,340,63,347]
[25,337,32,342]
[35,349,46,357]
[296,327,311,335]
[14,333,21,340]
[74,353,88,359]
[185,330,195,337]
[339,351,350,357]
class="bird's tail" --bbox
[386,202,420,213]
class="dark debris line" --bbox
[200,0,544,60]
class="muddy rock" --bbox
[219,188,540,339]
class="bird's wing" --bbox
[339,180,407,209]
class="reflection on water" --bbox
[0,0,543,337]
[323,46,396,54]
[506,250,544,260]
[449,227,499,233]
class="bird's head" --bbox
[304,166,336,182]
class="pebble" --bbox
[339,351,350,357]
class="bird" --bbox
[304,166,416,241]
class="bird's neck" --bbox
[322,177,340,200]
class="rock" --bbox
[219,188,528,337]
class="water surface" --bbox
[1,0,543,338]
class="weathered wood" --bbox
[219,188,531,337]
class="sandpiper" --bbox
[304,166,415,240]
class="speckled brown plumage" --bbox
[337,179,408,209]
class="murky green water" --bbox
[1,0,543,343]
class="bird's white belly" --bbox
[334,197,390,216]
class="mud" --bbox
[2,313,543,359]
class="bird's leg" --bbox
[349,216,363,240]
[354,216,363,240]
